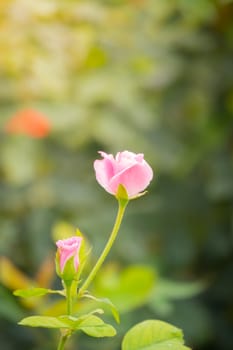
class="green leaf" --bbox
[14,287,65,298]
[18,311,115,338]
[78,315,116,338]
[122,320,191,350]
[18,316,70,328]
[83,293,120,323]
[65,308,105,328]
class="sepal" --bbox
[116,184,129,207]
[56,251,79,283]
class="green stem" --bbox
[66,284,72,315]
[57,334,69,350]
[65,280,77,315]
[57,280,76,350]
[79,199,128,296]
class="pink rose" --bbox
[94,151,153,198]
[56,236,82,274]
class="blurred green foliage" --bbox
[0,0,233,349]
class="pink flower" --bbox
[56,237,82,274]
[94,151,153,198]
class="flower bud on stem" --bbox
[55,237,82,350]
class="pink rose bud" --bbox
[56,236,82,280]
[94,151,153,198]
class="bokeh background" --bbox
[0,0,233,349]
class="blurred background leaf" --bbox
[0,0,233,349]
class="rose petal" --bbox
[56,237,82,273]
[109,162,153,197]
[94,157,115,194]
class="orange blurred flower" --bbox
[4,109,51,138]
